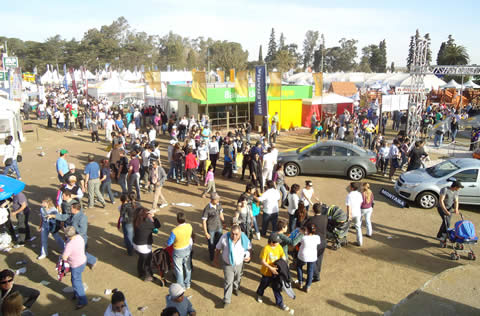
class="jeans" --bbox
[256,275,283,307]
[88,178,105,208]
[122,223,134,255]
[16,211,30,243]
[360,207,373,237]
[91,131,99,142]
[352,216,362,246]
[261,213,278,236]
[128,172,141,200]
[137,251,153,279]
[434,133,443,147]
[101,180,115,203]
[288,214,297,234]
[186,169,199,185]
[167,161,177,179]
[118,173,128,194]
[175,162,184,181]
[71,263,87,306]
[278,185,287,206]
[451,129,458,142]
[207,229,223,261]
[296,259,315,288]
[40,224,65,256]
[252,215,260,233]
[3,160,21,178]
[222,161,233,178]
[437,207,453,238]
[223,263,244,303]
[85,244,97,266]
[173,246,192,288]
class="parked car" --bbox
[277,141,377,181]
[395,158,480,209]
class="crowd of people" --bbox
[2,85,478,316]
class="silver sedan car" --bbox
[395,158,480,209]
[278,140,377,181]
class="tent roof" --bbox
[399,74,446,90]
[440,79,461,89]
[303,93,354,105]
[329,82,357,97]
[463,80,480,89]
[88,77,143,94]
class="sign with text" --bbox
[0,71,7,81]
[3,56,18,69]
[380,188,409,208]
[254,65,267,116]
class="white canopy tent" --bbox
[440,79,462,89]
[303,93,354,105]
[463,80,480,89]
[88,77,144,102]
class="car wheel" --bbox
[284,162,300,177]
[416,191,438,209]
[347,166,365,181]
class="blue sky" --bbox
[3,0,479,67]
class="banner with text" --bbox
[254,65,267,116]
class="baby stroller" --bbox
[440,213,477,261]
[326,205,350,250]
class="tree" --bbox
[258,45,263,64]
[274,50,295,72]
[443,45,469,65]
[265,28,277,67]
[390,62,395,73]
[424,33,432,64]
[210,41,248,71]
[322,38,357,72]
[406,29,420,71]
[436,42,446,65]
[285,43,302,68]
[279,33,285,50]
[302,30,319,69]
[378,39,387,73]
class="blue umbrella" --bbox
[0,175,25,200]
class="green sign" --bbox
[3,56,18,69]
[168,85,312,104]
[0,71,7,81]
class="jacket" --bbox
[0,283,40,309]
[272,258,291,292]
[184,153,198,170]
[150,166,167,187]
[152,248,172,275]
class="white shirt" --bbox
[346,190,363,218]
[263,152,276,170]
[105,119,115,130]
[99,111,106,120]
[287,193,299,215]
[3,144,18,163]
[128,122,136,135]
[197,145,208,161]
[301,188,314,206]
[258,188,280,214]
[209,141,219,155]
[148,129,156,142]
[216,233,251,266]
[271,148,279,163]
[388,144,399,159]
[141,151,151,167]
[58,112,65,123]
[338,126,346,139]
[298,235,321,262]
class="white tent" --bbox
[88,77,144,101]
[303,93,354,105]
[440,79,461,89]
[398,74,446,90]
[463,80,480,89]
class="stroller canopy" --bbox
[327,205,347,223]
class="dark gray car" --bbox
[278,140,377,180]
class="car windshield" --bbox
[297,143,316,153]
[426,160,460,178]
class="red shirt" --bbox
[185,153,198,170]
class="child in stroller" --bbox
[325,204,350,250]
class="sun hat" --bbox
[169,283,185,299]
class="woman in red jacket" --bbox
[185,147,199,186]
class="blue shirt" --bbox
[115,119,124,129]
[84,162,100,179]
[56,157,69,175]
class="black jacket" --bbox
[272,259,291,292]
[133,218,161,246]
[1,284,40,309]
[305,215,328,247]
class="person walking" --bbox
[262,148,276,189]
[202,193,225,262]
[127,151,141,200]
[296,223,320,292]
[151,160,168,210]
[56,149,69,182]
[287,184,301,233]
[62,226,88,310]
[103,289,133,316]
[90,118,100,143]
[133,208,161,281]
[258,180,281,237]
[387,139,401,182]
[100,159,115,204]
[407,140,428,172]
[202,165,216,198]
[437,181,462,240]
[214,224,251,307]
[167,212,193,289]
[9,192,31,247]
[84,154,106,209]
[184,148,199,186]
[165,283,196,316]
[37,198,65,260]
[304,203,328,282]
[255,232,292,313]
[117,150,129,195]
[300,181,315,213]
[273,163,288,208]
[346,182,364,247]
[360,183,375,239]
[118,192,137,256]
[249,152,263,191]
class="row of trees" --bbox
[0,17,249,73]
[0,18,472,75]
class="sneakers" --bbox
[37,254,46,260]
[256,296,263,303]
[255,232,261,240]
[13,242,25,248]
[160,203,168,208]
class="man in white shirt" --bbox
[208,136,220,172]
[214,224,251,307]
[258,180,281,237]
[148,126,156,144]
[262,148,276,189]
[104,116,115,141]
[346,182,364,246]
[337,124,346,141]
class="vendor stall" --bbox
[302,93,354,128]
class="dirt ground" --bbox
[2,122,479,316]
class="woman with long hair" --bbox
[360,182,375,239]
[273,163,288,208]
[1,291,24,316]
[296,222,321,293]
[38,197,65,260]
[287,184,301,233]
[294,201,309,229]
[132,207,161,281]
[119,192,138,256]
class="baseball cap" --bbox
[451,181,464,189]
[60,149,68,155]
[268,232,281,244]
[169,283,185,299]
[68,163,75,169]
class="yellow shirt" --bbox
[172,223,193,250]
[259,244,285,277]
